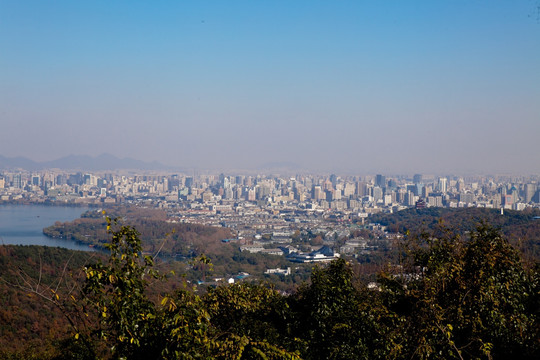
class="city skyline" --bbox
[1,1,539,174]
[1,166,539,212]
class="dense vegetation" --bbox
[1,219,538,359]
[370,207,540,260]
[43,207,234,257]
[0,245,104,358]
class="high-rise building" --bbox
[224,187,233,200]
[510,186,518,204]
[356,181,367,196]
[246,189,256,201]
[313,186,323,201]
[387,179,398,189]
[413,174,423,184]
[256,186,270,200]
[427,195,443,207]
[405,191,417,206]
[343,183,355,197]
[396,188,406,203]
[83,174,92,185]
[56,174,67,186]
[456,179,465,192]
[329,174,338,186]
[438,177,448,193]
[375,174,386,188]
[533,190,540,203]
[373,186,383,203]
[31,175,41,186]
[524,183,537,203]
[503,194,513,207]
[325,190,333,202]
[12,174,23,189]
[422,185,432,198]
[415,183,424,197]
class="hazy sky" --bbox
[1,1,539,174]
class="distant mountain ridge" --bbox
[0,154,174,171]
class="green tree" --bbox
[290,259,388,360]
[81,221,162,359]
[80,220,300,359]
[203,283,300,359]
[378,224,540,359]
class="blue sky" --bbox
[1,1,539,174]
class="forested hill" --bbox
[43,207,234,257]
[0,245,102,357]
[371,207,540,259]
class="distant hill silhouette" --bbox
[0,153,174,171]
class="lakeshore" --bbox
[0,204,94,251]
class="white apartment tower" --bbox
[438,177,448,193]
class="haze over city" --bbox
[1,1,539,174]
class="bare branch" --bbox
[55,251,75,294]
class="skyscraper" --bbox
[375,174,386,188]
[438,177,448,193]
[373,186,383,203]
[524,183,537,203]
[313,186,324,201]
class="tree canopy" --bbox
[2,220,539,359]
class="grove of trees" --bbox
[1,219,539,359]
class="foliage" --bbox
[2,220,539,359]
[80,219,299,359]
[290,259,397,360]
[370,207,540,261]
[0,245,103,359]
[377,223,540,359]
[81,219,163,359]
[203,283,300,359]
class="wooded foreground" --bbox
[1,220,539,359]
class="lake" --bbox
[0,204,95,251]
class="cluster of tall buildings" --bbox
[0,170,539,213]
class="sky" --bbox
[1,1,539,175]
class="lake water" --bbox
[0,204,95,251]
